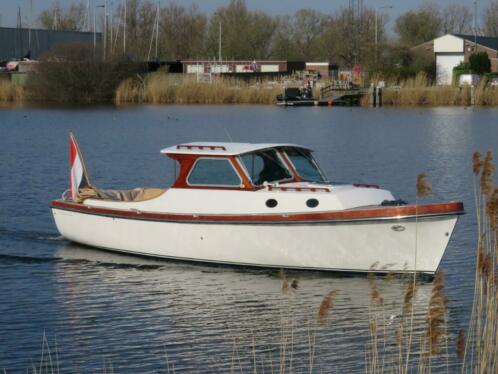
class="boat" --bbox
[51,134,464,275]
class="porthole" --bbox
[266,199,278,208]
[306,198,319,208]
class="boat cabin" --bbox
[160,142,327,191]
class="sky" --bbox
[0,0,478,29]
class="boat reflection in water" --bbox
[53,242,438,372]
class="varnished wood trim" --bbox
[51,200,464,223]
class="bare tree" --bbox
[291,9,328,60]
[395,4,442,47]
[270,16,300,60]
[441,4,473,34]
[159,3,207,60]
[38,0,86,31]
[483,1,498,37]
[206,0,276,60]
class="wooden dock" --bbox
[276,82,381,107]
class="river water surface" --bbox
[0,104,497,373]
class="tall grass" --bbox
[0,78,24,102]
[460,151,498,373]
[115,73,284,105]
[368,72,498,106]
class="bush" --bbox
[469,52,491,75]
[27,43,136,103]
[369,46,436,82]
[484,71,498,79]
[453,62,473,84]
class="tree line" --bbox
[35,0,498,74]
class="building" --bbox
[0,27,102,61]
[182,60,288,75]
[416,33,498,85]
[181,60,337,77]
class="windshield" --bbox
[285,148,325,182]
[240,149,292,185]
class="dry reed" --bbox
[115,73,283,105]
[279,269,289,293]
[0,78,24,102]
[317,290,338,325]
[456,329,465,360]
[377,72,498,107]
[402,280,417,315]
[461,150,498,373]
[416,173,432,199]
[425,272,448,355]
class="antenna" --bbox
[147,2,160,61]
[349,0,364,64]
[110,0,114,54]
[222,126,233,142]
[52,6,57,30]
[29,0,32,49]
[86,0,90,31]
[104,0,107,60]
[123,0,126,54]
[218,20,222,62]
[155,1,159,59]
[18,7,23,60]
[474,0,478,49]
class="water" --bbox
[0,104,497,373]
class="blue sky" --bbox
[0,0,477,29]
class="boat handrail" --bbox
[177,144,227,151]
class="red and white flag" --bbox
[69,132,91,200]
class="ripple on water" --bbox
[1,105,493,372]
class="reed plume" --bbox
[279,269,289,293]
[416,173,432,198]
[473,152,483,176]
[456,329,465,360]
[402,279,417,315]
[486,187,498,230]
[317,290,338,325]
[480,151,494,198]
[367,273,384,306]
[426,272,448,355]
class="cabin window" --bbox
[285,149,325,182]
[188,158,241,186]
[240,149,292,185]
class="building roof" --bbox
[453,34,498,51]
[160,142,311,156]
[0,27,101,60]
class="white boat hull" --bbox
[52,207,459,274]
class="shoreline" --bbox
[3,73,498,107]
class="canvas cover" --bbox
[75,186,165,203]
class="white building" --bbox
[424,34,498,85]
